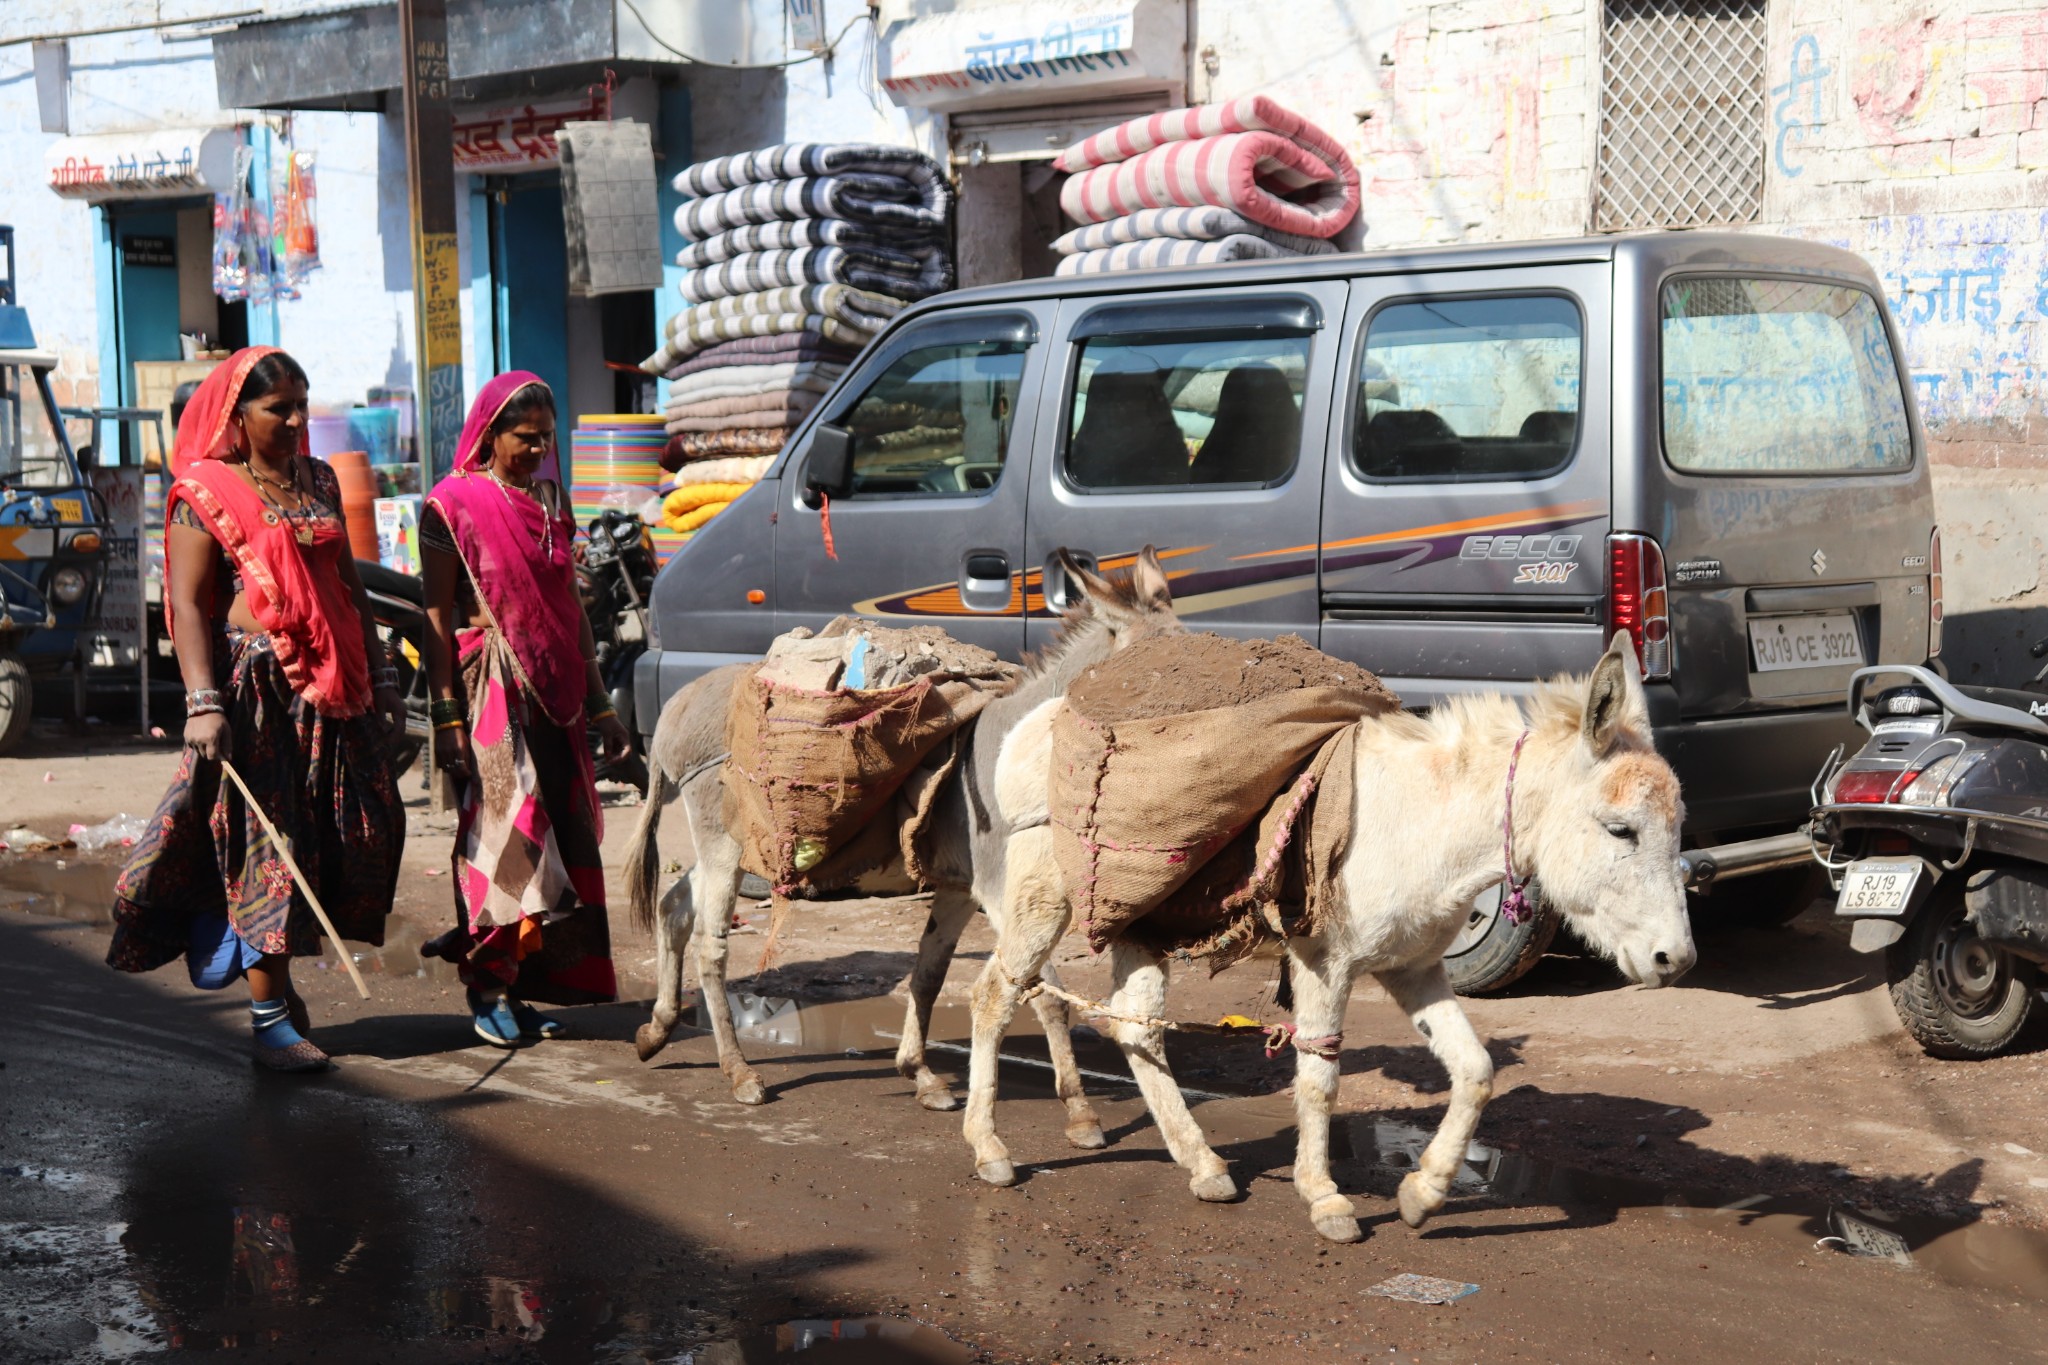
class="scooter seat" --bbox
[356,558,424,607]
[1948,682,2048,717]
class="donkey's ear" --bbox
[1054,548,1114,616]
[1132,545,1174,612]
[1583,631,1649,753]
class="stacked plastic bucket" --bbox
[569,414,681,562]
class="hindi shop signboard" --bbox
[45,127,240,202]
[451,91,611,173]
[879,0,1186,111]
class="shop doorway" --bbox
[100,199,245,465]
[485,173,656,423]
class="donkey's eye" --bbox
[1605,822,1638,843]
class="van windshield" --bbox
[1660,278,1911,475]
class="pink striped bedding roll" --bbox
[1054,97,1361,240]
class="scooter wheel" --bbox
[1887,882,2040,1059]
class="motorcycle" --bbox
[356,558,431,778]
[1810,662,2048,1058]
[575,508,656,792]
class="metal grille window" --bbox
[1595,0,1767,231]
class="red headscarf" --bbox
[424,371,587,728]
[165,346,373,718]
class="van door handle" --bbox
[959,550,1013,613]
[1042,550,1097,612]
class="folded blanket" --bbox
[665,331,860,379]
[668,359,848,406]
[678,219,944,271]
[663,481,754,516]
[676,142,950,202]
[1055,98,1360,239]
[644,284,904,372]
[1052,206,1341,257]
[663,428,795,469]
[676,175,949,239]
[681,247,952,305]
[1055,236,1307,275]
[666,394,822,434]
[667,454,773,486]
[665,386,826,423]
[672,501,731,533]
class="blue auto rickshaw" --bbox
[0,225,113,753]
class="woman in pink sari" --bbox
[421,373,628,1045]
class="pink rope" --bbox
[1500,730,1534,926]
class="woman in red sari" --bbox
[109,347,407,1072]
[421,373,627,1045]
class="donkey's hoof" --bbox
[1190,1171,1238,1203]
[1064,1119,1106,1150]
[916,1080,959,1113]
[633,1023,670,1063]
[1396,1172,1439,1229]
[729,1068,767,1106]
[1310,1193,1360,1242]
[976,1158,1018,1187]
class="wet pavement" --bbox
[4,855,2048,1361]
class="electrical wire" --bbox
[617,0,871,70]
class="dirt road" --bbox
[3,731,2046,1361]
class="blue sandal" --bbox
[509,999,563,1040]
[468,989,523,1048]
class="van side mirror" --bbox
[800,423,854,509]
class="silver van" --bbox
[636,232,1938,991]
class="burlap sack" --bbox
[721,621,1017,891]
[1048,633,1398,961]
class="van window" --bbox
[841,339,1028,498]
[1065,331,1310,490]
[1661,277,1911,474]
[1353,295,1582,482]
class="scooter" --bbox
[356,558,431,778]
[1810,663,2048,1058]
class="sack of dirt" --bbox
[1049,632,1400,964]
[724,617,1020,891]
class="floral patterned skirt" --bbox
[107,627,404,981]
[440,629,616,1006]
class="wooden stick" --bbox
[219,759,373,1001]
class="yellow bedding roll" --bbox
[671,500,732,533]
[662,481,753,517]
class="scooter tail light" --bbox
[1927,527,1944,660]
[1828,768,1903,805]
[1899,749,1984,807]
[1608,533,1672,681]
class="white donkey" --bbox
[966,632,1695,1243]
[625,550,1182,1129]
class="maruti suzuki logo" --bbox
[1812,549,1828,576]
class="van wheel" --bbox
[1886,882,2039,1058]
[1445,882,1559,995]
[0,652,32,755]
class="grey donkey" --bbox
[624,548,1184,1134]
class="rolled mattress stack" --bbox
[1049,98,1360,275]
[643,142,956,538]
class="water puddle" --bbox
[1336,1114,2048,1303]
[691,1316,974,1363]
[0,857,119,923]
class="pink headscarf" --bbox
[425,373,587,728]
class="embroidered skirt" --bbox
[108,628,404,984]
[443,630,616,1005]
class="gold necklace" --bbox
[250,462,316,547]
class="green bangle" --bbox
[583,693,613,718]
[430,698,464,726]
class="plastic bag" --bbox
[69,813,147,851]
[212,191,247,301]
[283,150,321,286]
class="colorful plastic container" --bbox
[569,413,668,538]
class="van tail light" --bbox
[1608,533,1672,680]
[1927,527,1944,660]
